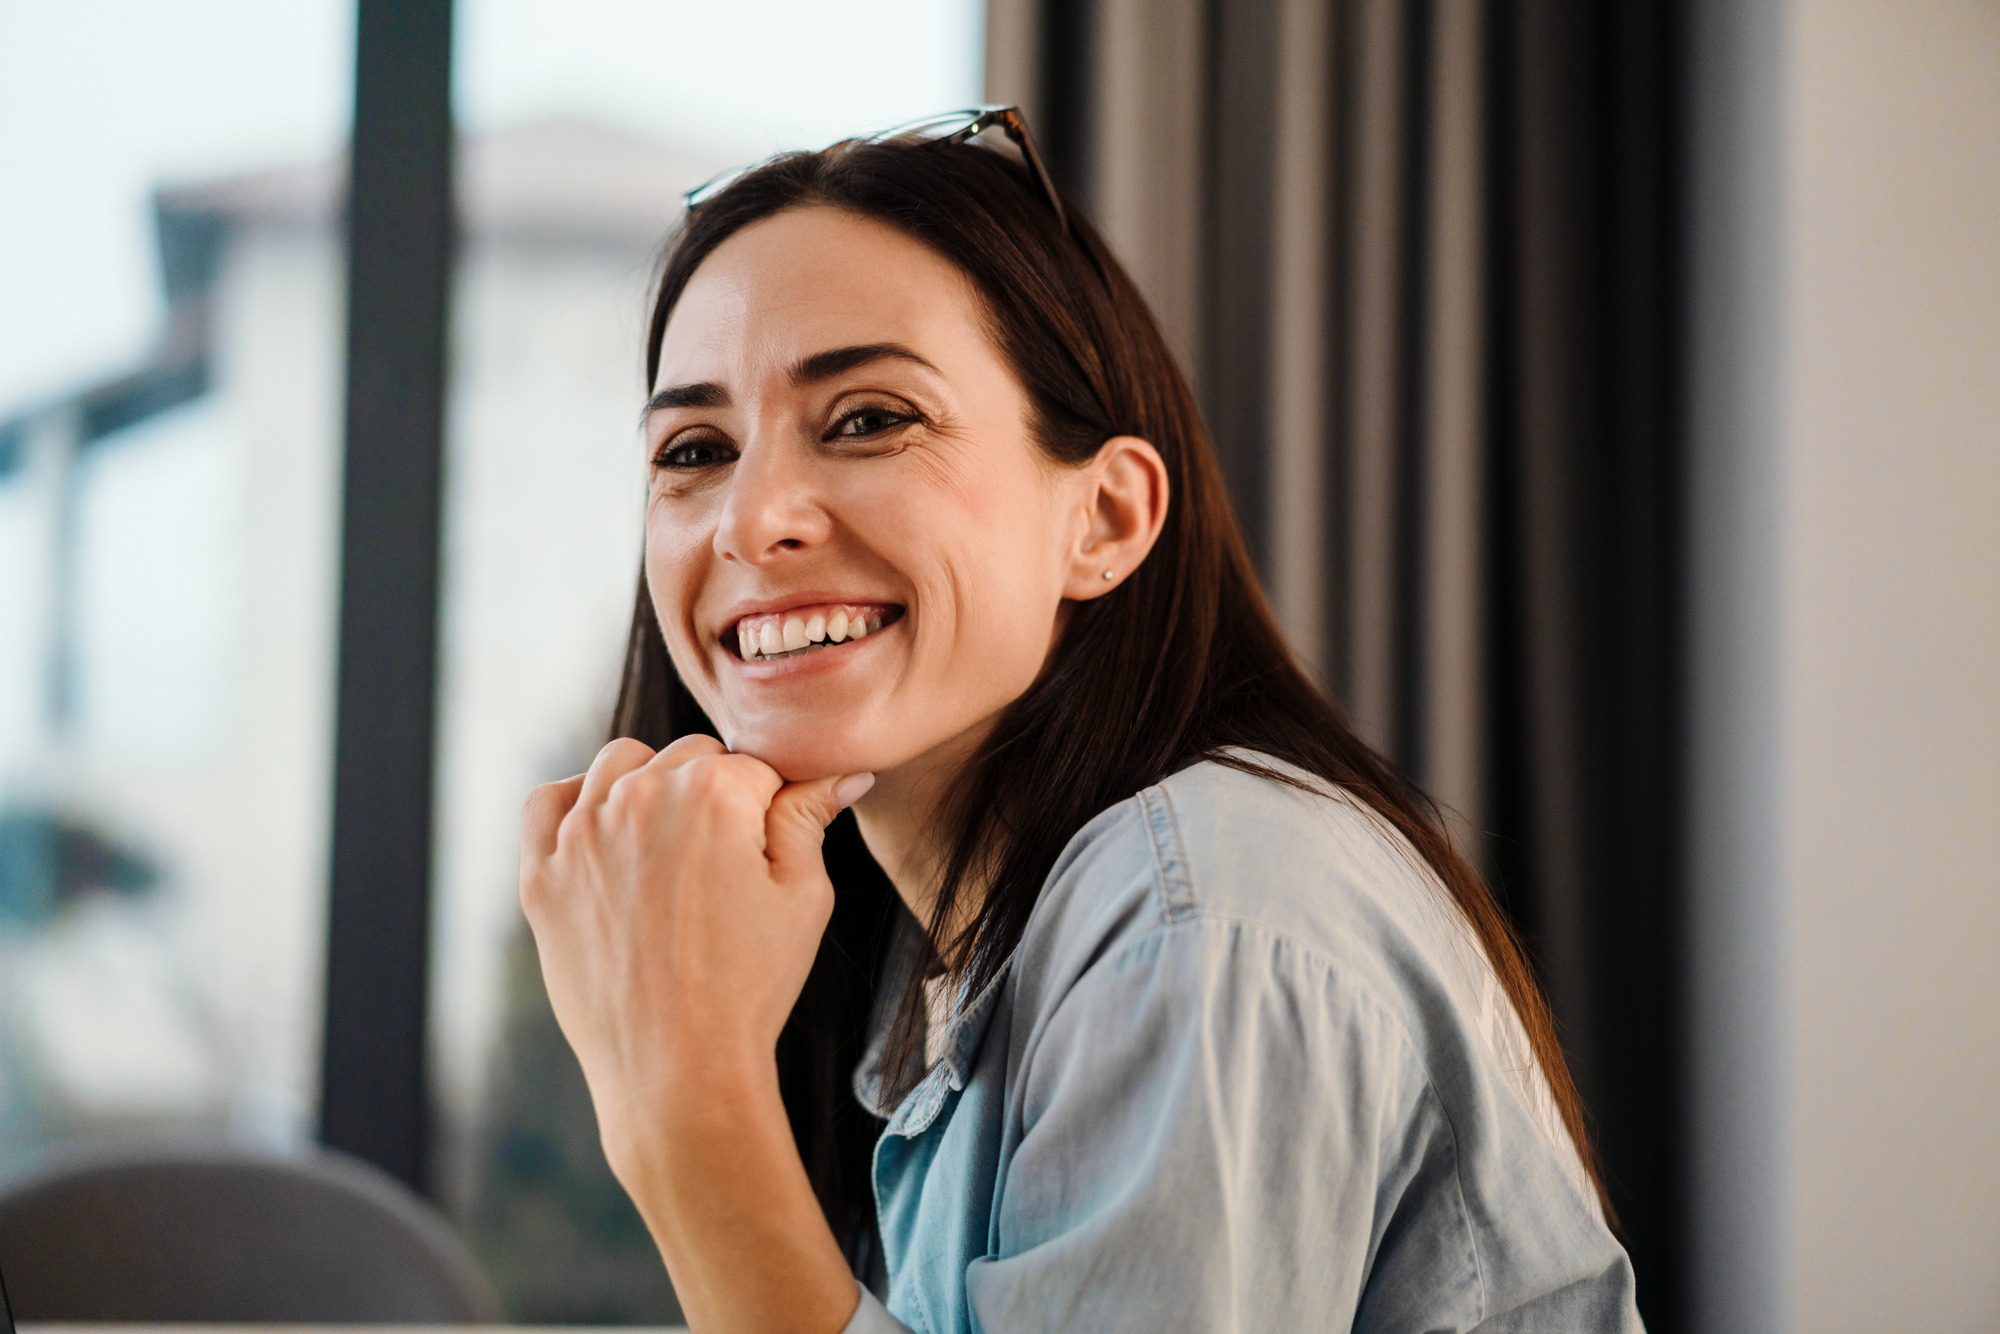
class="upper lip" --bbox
[714,591,903,637]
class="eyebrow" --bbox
[793,342,940,384]
[641,381,729,418]
[641,342,941,422]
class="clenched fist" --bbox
[518,733,873,1181]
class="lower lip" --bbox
[728,621,895,680]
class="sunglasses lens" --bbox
[681,111,988,212]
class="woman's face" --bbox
[643,205,1108,784]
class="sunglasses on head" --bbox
[681,105,1068,236]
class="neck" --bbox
[849,721,992,940]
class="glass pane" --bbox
[0,3,353,1163]
[436,0,983,1321]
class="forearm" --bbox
[607,1058,859,1334]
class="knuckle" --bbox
[599,737,653,768]
[608,760,667,807]
[518,869,547,917]
[665,758,760,824]
[674,754,732,796]
[663,733,726,762]
[524,778,583,834]
[610,763,657,800]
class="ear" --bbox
[1063,435,1170,600]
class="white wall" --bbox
[1785,3,2000,1326]
[1692,3,2000,1329]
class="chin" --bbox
[720,725,896,785]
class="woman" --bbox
[520,109,1643,1333]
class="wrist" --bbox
[600,1049,784,1193]
[589,1044,856,1334]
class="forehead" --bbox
[655,206,988,390]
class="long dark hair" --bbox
[611,134,1613,1257]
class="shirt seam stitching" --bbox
[1142,784,1196,923]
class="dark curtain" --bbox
[990,0,1685,1326]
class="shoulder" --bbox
[1016,754,1469,1024]
[985,758,1637,1326]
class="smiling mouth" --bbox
[730,602,905,661]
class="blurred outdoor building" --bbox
[0,0,978,1322]
[0,1,1992,1332]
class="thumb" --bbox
[765,772,875,881]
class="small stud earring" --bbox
[1102,569,1116,580]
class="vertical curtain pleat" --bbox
[1336,0,1415,756]
[1202,0,1282,574]
[1492,0,1598,1069]
[1487,7,1686,1324]
[1423,0,1489,844]
[1264,0,1333,676]
[1090,0,1206,374]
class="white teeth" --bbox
[735,604,894,659]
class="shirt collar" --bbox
[851,918,1018,1122]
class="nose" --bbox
[711,431,831,567]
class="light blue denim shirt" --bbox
[843,756,1644,1333]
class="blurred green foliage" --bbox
[464,923,683,1325]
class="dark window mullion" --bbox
[319,0,456,1195]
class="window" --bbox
[0,1,355,1165]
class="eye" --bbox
[830,405,916,440]
[655,435,737,469]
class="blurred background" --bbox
[0,1,1991,1331]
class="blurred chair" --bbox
[0,1141,504,1322]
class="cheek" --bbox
[871,468,1069,658]
[643,502,720,667]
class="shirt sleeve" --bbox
[963,916,1483,1333]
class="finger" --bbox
[521,774,586,860]
[648,732,728,774]
[670,751,787,834]
[577,737,657,809]
[765,772,875,882]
